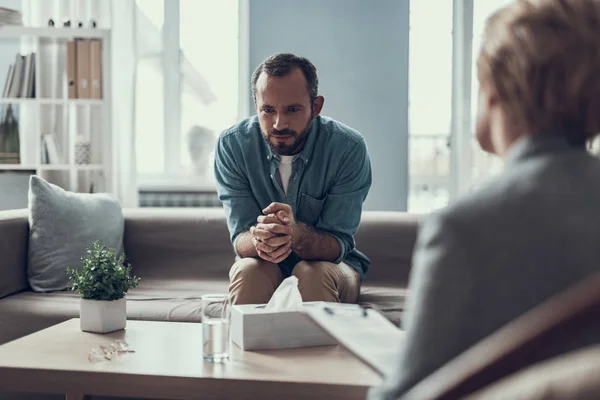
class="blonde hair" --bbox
[478,0,600,144]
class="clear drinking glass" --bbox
[201,293,230,362]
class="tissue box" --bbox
[231,301,358,350]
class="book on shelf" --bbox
[69,39,103,99]
[0,38,103,100]
[2,64,13,98]
[66,40,77,99]
[89,39,102,99]
[42,134,61,164]
[2,52,35,99]
[76,39,91,98]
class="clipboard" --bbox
[303,304,405,376]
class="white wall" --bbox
[246,0,410,211]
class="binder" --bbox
[75,39,91,99]
[89,39,102,99]
[304,304,405,376]
[66,40,77,99]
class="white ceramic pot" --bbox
[80,297,126,333]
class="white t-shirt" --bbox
[278,155,295,195]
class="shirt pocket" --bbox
[297,193,327,226]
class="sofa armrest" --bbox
[0,209,29,298]
[356,212,420,287]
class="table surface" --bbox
[0,319,381,400]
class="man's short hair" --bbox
[251,53,319,104]
[478,0,600,144]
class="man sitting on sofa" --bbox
[214,53,372,305]
[370,0,600,398]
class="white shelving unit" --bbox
[0,26,112,195]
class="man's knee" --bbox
[292,261,335,284]
[292,261,338,302]
[292,261,360,303]
[229,258,282,305]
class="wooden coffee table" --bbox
[0,319,381,399]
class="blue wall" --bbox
[247,0,410,211]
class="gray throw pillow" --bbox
[27,175,124,292]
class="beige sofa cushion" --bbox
[0,276,229,346]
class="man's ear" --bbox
[311,96,325,118]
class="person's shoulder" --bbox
[318,116,365,146]
[423,166,540,242]
[218,116,260,143]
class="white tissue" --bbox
[264,276,303,311]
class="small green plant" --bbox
[67,241,140,301]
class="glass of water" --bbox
[201,294,230,362]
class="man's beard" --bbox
[263,119,313,156]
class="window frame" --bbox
[137,0,247,192]
[449,0,475,199]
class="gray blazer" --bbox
[370,135,600,399]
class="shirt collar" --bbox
[262,116,321,164]
[505,133,587,166]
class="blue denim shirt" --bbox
[214,115,372,278]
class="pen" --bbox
[323,305,371,317]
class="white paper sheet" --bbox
[304,305,405,376]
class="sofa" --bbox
[0,207,419,348]
[3,207,600,400]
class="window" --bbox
[135,0,239,189]
[408,0,513,212]
[408,0,453,213]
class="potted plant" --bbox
[67,241,140,333]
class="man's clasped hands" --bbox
[250,202,298,264]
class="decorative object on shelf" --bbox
[0,104,20,164]
[67,241,140,333]
[75,135,91,164]
[63,18,71,27]
[47,18,54,27]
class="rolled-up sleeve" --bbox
[214,134,261,249]
[317,138,372,263]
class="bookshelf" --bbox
[0,26,112,195]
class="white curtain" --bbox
[21,0,139,207]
